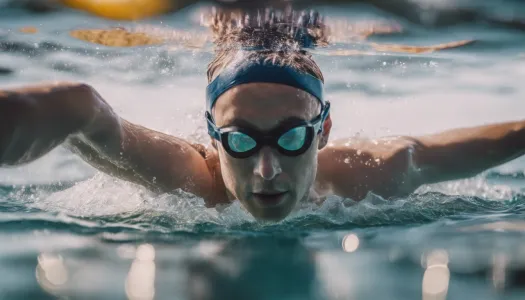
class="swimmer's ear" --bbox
[318,114,332,149]
[211,137,218,149]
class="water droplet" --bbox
[356,150,362,155]
[344,158,350,164]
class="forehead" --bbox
[213,83,320,130]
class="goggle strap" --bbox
[317,101,331,134]
[205,112,221,140]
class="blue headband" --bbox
[206,58,325,112]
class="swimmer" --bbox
[1,10,524,221]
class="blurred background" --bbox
[3,0,525,27]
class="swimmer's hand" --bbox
[0,83,214,200]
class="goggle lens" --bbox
[227,131,257,153]
[277,126,308,151]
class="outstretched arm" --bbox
[412,120,525,184]
[0,83,214,199]
[318,120,525,200]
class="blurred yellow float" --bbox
[70,28,163,47]
[61,0,175,20]
[19,26,39,34]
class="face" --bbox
[213,83,331,221]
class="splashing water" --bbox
[0,169,522,237]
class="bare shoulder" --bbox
[69,118,229,206]
[119,122,219,198]
[191,145,231,207]
[130,126,230,207]
[316,136,422,200]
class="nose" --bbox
[253,146,282,181]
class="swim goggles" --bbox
[206,102,330,159]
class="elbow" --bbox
[70,82,95,94]
[391,138,427,194]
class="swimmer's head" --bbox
[204,8,332,221]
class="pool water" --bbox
[1,1,525,299]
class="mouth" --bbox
[252,191,288,207]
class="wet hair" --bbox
[204,8,330,83]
